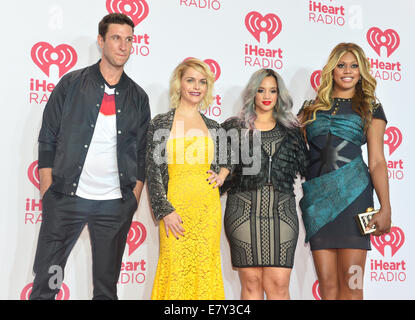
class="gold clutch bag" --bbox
[355,207,378,235]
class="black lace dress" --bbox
[223,120,307,268]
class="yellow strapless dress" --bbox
[151,136,225,300]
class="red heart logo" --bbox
[127,221,147,256]
[367,27,400,58]
[310,70,321,92]
[20,282,70,300]
[245,11,282,44]
[312,280,321,300]
[184,57,221,81]
[371,226,405,257]
[31,42,77,78]
[384,126,402,156]
[203,59,221,81]
[28,161,40,190]
[106,0,149,26]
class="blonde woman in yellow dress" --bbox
[146,58,231,299]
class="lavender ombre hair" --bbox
[239,69,299,130]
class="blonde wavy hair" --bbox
[300,43,377,132]
[169,58,215,110]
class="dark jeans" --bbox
[29,189,138,300]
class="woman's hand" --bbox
[366,206,392,237]
[163,211,185,239]
[206,169,229,189]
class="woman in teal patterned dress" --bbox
[299,43,392,300]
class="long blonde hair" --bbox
[300,43,377,132]
[169,58,215,110]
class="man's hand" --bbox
[39,168,53,198]
[132,180,144,204]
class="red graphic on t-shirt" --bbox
[100,93,116,116]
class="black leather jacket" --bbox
[38,60,151,200]
[145,109,233,220]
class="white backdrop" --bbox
[0,0,413,300]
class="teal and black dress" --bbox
[300,98,387,250]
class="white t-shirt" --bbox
[76,84,122,200]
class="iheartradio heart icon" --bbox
[312,280,321,300]
[106,0,149,26]
[28,160,40,191]
[31,42,77,78]
[384,126,402,156]
[127,221,147,256]
[204,59,221,81]
[184,57,221,81]
[20,282,70,300]
[371,226,405,257]
[367,27,400,58]
[245,11,282,44]
[310,70,321,91]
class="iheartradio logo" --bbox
[310,70,321,91]
[245,11,282,44]
[20,282,70,300]
[28,160,40,190]
[127,221,147,256]
[106,0,149,26]
[371,226,405,257]
[312,280,321,300]
[31,42,77,78]
[367,27,400,58]
[204,59,221,82]
[184,57,221,81]
[384,126,402,156]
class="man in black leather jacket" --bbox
[29,13,150,300]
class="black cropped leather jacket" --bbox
[38,60,151,200]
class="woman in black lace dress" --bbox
[221,69,307,299]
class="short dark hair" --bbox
[98,13,135,39]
